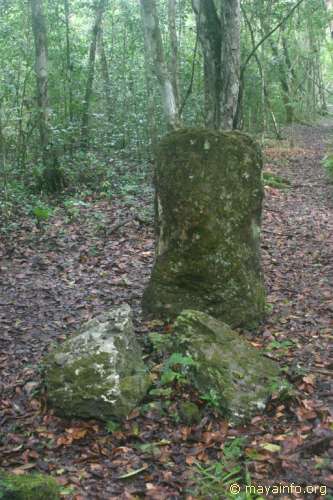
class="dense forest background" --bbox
[0,0,333,222]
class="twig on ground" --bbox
[108,215,149,235]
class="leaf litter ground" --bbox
[0,121,332,499]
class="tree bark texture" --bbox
[221,0,240,129]
[167,0,180,110]
[192,0,222,129]
[140,0,180,130]
[192,0,240,130]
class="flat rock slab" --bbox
[173,310,288,423]
[142,128,265,328]
[44,304,150,421]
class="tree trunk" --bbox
[80,0,107,148]
[64,0,73,125]
[317,64,328,113]
[270,40,293,124]
[141,9,158,151]
[30,0,50,164]
[140,0,180,130]
[192,0,221,129]
[16,68,31,169]
[192,0,240,130]
[31,0,64,192]
[98,28,113,126]
[221,0,240,130]
[168,0,180,109]
[325,0,333,37]
[281,34,297,89]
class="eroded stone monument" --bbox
[142,128,265,328]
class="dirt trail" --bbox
[263,120,333,363]
[259,118,333,494]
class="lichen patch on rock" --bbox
[44,304,151,421]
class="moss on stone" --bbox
[142,128,265,328]
[0,472,61,500]
[46,346,150,420]
[172,310,287,423]
[179,401,201,424]
[45,305,151,421]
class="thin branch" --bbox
[241,5,282,138]
[240,0,306,80]
[234,0,306,128]
[298,55,333,95]
[108,215,149,235]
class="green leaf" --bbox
[32,206,52,220]
[105,420,121,434]
[165,352,196,368]
[160,369,179,385]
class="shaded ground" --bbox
[0,119,332,499]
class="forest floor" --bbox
[0,118,333,499]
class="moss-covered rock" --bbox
[44,304,151,421]
[0,472,61,500]
[172,310,287,423]
[179,401,201,424]
[142,128,265,327]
